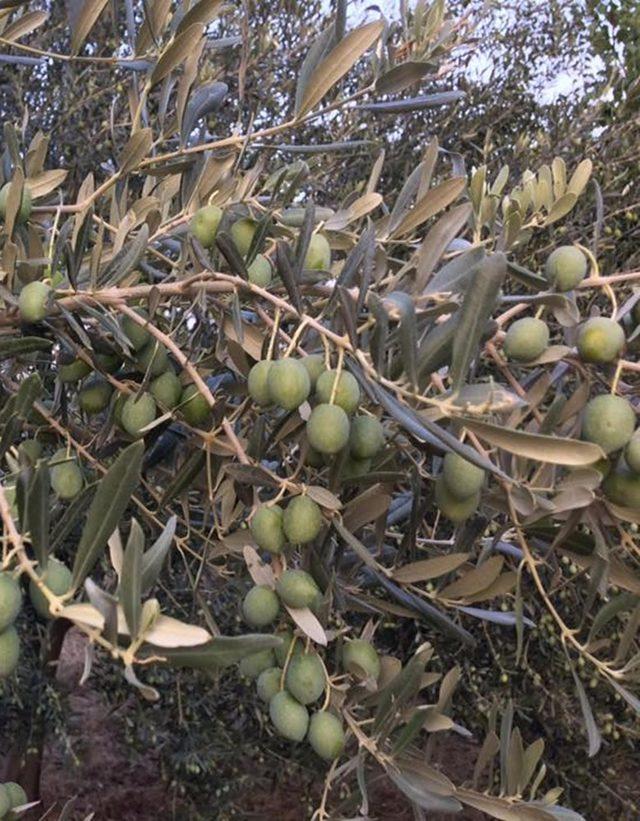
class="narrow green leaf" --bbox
[141,515,177,593]
[119,128,153,174]
[100,224,150,286]
[121,520,144,637]
[143,634,282,669]
[70,0,109,54]
[175,0,224,35]
[450,252,506,392]
[0,337,53,359]
[25,462,50,570]
[461,417,605,466]
[71,441,145,589]
[415,203,473,291]
[392,177,466,238]
[499,701,514,794]
[359,90,465,113]
[296,21,384,119]
[3,10,48,43]
[375,61,432,94]
[150,24,204,88]
[294,25,336,115]
[571,670,601,758]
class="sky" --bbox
[340,0,609,105]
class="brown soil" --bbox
[38,628,173,820]
[34,630,484,820]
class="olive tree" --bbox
[0,1,638,818]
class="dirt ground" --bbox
[34,630,486,820]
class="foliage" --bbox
[0,1,639,819]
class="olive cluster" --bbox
[0,780,27,819]
[0,557,73,677]
[15,299,213,483]
[239,573,381,761]
[248,356,385,476]
[502,245,640,509]
[0,573,21,680]
[189,204,332,286]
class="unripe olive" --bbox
[18,438,42,465]
[307,711,345,760]
[78,376,113,415]
[0,182,32,224]
[0,784,9,818]
[341,455,372,481]
[342,639,380,680]
[180,384,210,426]
[242,585,280,628]
[301,354,325,389]
[283,496,323,544]
[250,504,285,554]
[269,690,309,741]
[190,204,223,248]
[582,395,635,454]
[274,629,301,666]
[349,415,384,460]
[0,626,19,678]
[122,309,151,351]
[150,370,182,409]
[256,666,282,703]
[59,357,92,382]
[545,245,587,291]
[442,452,485,501]
[135,341,169,376]
[577,317,625,364]
[50,451,84,500]
[121,392,156,437]
[230,217,257,257]
[276,569,320,609]
[305,446,325,468]
[315,370,360,414]
[4,781,27,811]
[603,465,640,508]
[625,435,640,474]
[18,281,52,323]
[29,557,72,619]
[248,360,273,406]
[95,351,122,373]
[503,317,550,362]
[247,254,272,287]
[285,653,325,704]
[304,233,331,271]
[435,475,480,523]
[113,393,127,428]
[306,404,350,454]
[0,573,22,632]
[267,358,311,411]
[239,648,276,679]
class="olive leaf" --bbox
[71,441,145,589]
[25,462,50,571]
[142,515,177,593]
[141,634,282,669]
[296,21,384,119]
[450,252,506,392]
[70,0,109,54]
[3,9,48,42]
[121,519,144,637]
[150,23,204,88]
